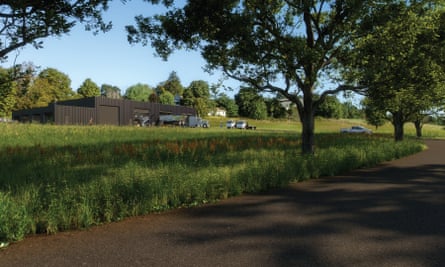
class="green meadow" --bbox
[1,119,443,243]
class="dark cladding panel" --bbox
[55,105,95,125]
[98,105,120,125]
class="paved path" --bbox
[1,140,444,267]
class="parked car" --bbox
[226,120,236,129]
[236,120,247,129]
[340,125,372,134]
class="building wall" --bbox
[13,97,197,126]
[55,105,95,125]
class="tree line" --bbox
[2,1,445,154]
[0,62,363,121]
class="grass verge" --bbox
[0,124,427,243]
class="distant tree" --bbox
[216,93,238,117]
[78,78,100,98]
[159,89,175,105]
[412,112,432,138]
[21,68,74,108]
[157,71,184,96]
[183,80,211,117]
[251,101,267,120]
[0,1,112,60]
[315,95,343,119]
[38,68,74,101]
[265,98,287,119]
[362,98,387,129]
[235,87,267,120]
[341,101,363,119]
[101,84,121,99]
[0,68,16,117]
[124,83,153,101]
[27,77,54,107]
[148,92,160,103]
[9,63,38,110]
[210,82,222,100]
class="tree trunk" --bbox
[301,112,315,154]
[300,94,315,154]
[392,112,405,141]
[414,120,422,138]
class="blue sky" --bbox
[0,1,239,96]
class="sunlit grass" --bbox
[0,119,442,244]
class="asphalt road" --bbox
[1,140,444,267]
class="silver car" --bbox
[226,120,236,128]
[236,120,247,129]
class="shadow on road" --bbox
[162,162,445,266]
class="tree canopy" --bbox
[0,0,112,60]
[0,67,16,117]
[101,84,121,99]
[156,71,184,96]
[124,83,153,101]
[347,1,445,140]
[127,0,371,153]
[235,87,267,120]
[183,80,211,117]
[24,67,74,108]
[78,78,100,98]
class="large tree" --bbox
[0,0,112,60]
[127,0,368,154]
[347,1,445,141]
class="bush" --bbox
[0,192,31,242]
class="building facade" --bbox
[12,96,196,126]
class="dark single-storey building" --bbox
[12,96,196,126]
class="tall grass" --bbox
[0,123,432,243]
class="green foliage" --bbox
[0,68,16,117]
[100,84,121,99]
[159,90,175,105]
[127,1,372,154]
[6,63,38,110]
[124,83,153,101]
[315,95,343,119]
[216,93,238,117]
[157,71,184,96]
[235,87,267,119]
[183,80,212,117]
[341,101,364,119]
[148,92,160,103]
[0,1,112,60]
[29,68,74,107]
[77,78,100,98]
[363,97,387,129]
[348,2,445,141]
[0,123,431,243]
[0,192,31,242]
[265,98,288,119]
